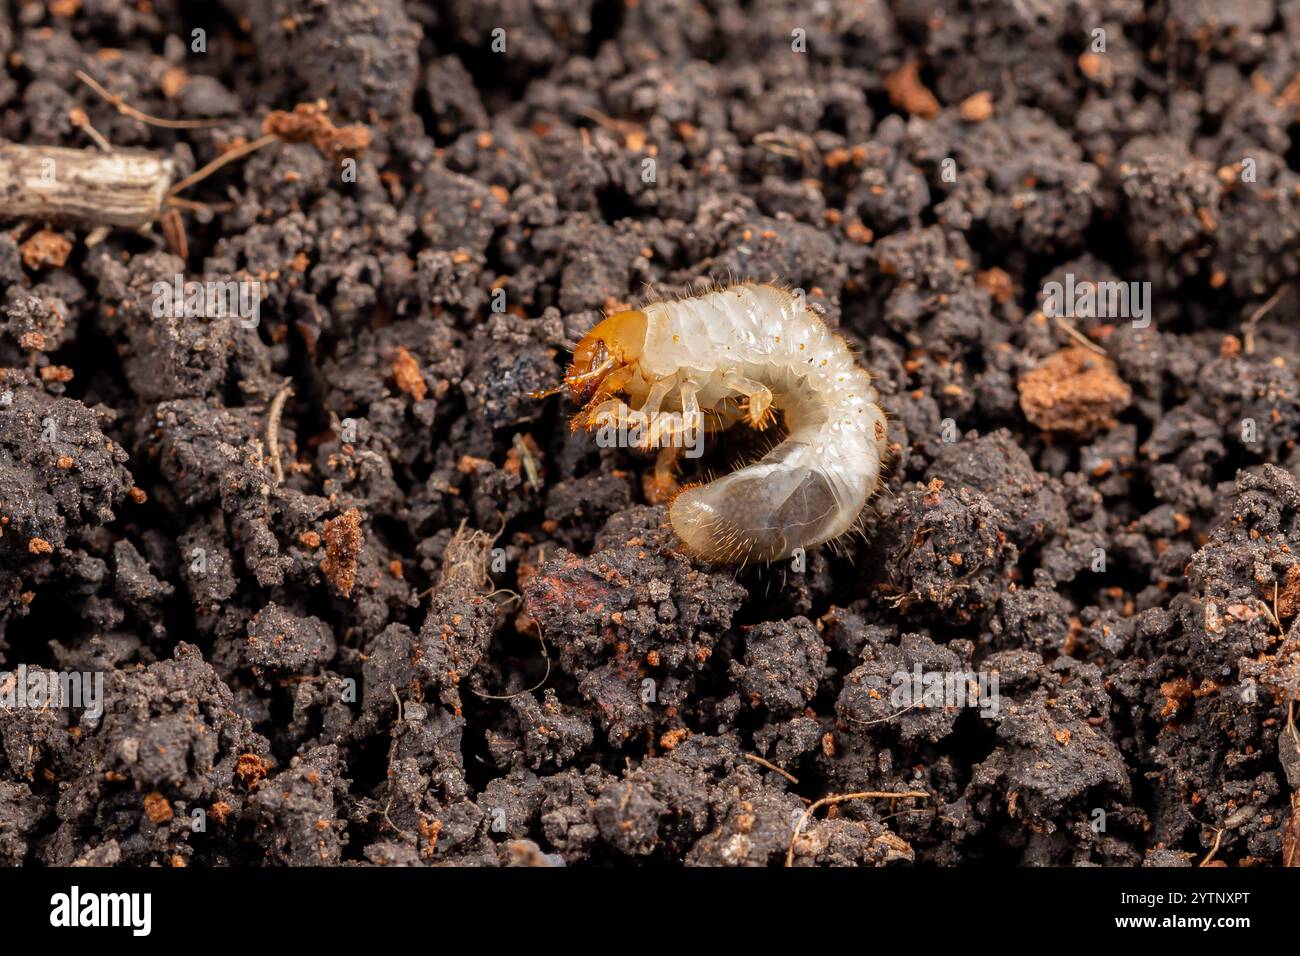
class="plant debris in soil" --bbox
[2,0,1300,868]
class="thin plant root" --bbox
[168,134,279,197]
[742,753,799,785]
[1242,284,1288,355]
[1199,827,1225,867]
[75,70,225,130]
[470,637,551,701]
[266,378,294,484]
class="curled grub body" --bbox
[558,283,889,563]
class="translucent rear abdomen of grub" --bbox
[669,437,871,563]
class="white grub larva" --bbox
[553,282,889,564]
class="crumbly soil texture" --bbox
[2,0,1300,868]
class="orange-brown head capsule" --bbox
[566,309,648,406]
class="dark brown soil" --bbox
[2,0,1300,867]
